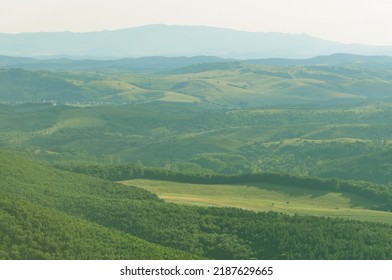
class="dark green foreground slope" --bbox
[0,150,196,259]
[0,195,194,259]
[1,150,392,259]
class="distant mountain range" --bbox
[2,53,392,73]
[0,55,227,72]
[1,24,392,59]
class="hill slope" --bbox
[0,195,193,259]
[2,150,392,259]
[0,150,197,259]
[1,62,392,106]
[3,102,392,184]
[0,55,228,72]
[2,54,392,72]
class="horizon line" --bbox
[1,23,390,47]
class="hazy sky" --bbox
[2,0,392,45]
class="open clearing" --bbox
[120,179,392,225]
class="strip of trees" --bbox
[59,163,392,211]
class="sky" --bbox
[2,0,392,45]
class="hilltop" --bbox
[1,57,392,106]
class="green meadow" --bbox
[122,179,392,225]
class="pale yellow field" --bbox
[120,179,392,225]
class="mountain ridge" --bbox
[1,24,392,59]
[2,53,392,73]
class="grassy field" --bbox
[121,179,392,225]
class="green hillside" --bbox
[2,102,392,184]
[0,195,193,260]
[0,69,84,103]
[0,150,197,260]
[1,59,392,260]
[1,62,392,106]
[2,150,392,259]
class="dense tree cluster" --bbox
[0,195,196,260]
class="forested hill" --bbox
[1,60,392,106]
[2,149,392,259]
[0,150,197,259]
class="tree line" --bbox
[59,163,392,211]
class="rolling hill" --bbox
[2,149,392,259]
[0,150,198,259]
[245,53,392,67]
[2,53,392,72]
[0,55,228,72]
[1,59,392,106]
[1,46,392,260]
[2,101,392,184]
